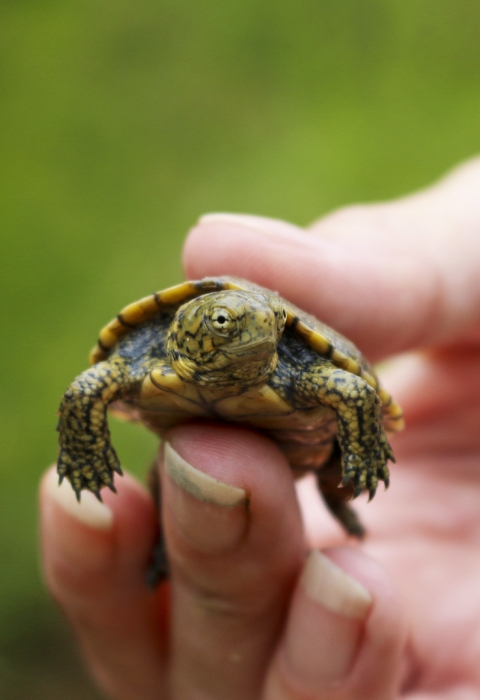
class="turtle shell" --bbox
[89,276,404,433]
[57,276,403,554]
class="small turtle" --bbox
[57,277,404,581]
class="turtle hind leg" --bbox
[316,444,365,539]
[321,491,365,539]
[145,460,169,587]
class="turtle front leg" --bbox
[304,363,394,501]
[57,359,137,500]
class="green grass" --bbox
[1,1,480,696]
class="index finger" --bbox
[162,424,305,700]
[183,159,480,360]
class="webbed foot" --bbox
[340,428,392,501]
[57,444,122,500]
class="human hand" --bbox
[41,159,480,699]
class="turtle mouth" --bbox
[224,338,276,359]
[174,337,278,386]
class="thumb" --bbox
[183,158,480,360]
[262,548,406,700]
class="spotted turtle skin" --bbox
[57,277,404,580]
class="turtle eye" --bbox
[209,307,236,334]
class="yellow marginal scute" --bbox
[155,281,199,306]
[119,295,160,325]
[99,323,123,349]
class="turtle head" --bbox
[166,290,286,386]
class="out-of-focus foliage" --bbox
[1,1,479,697]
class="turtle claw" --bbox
[58,474,64,486]
[341,424,393,503]
[385,445,395,463]
[112,464,123,476]
[56,444,121,503]
[353,486,363,499]
[340,472,364,499]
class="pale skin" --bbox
[40,158,480,699]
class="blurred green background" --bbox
[1,0,479,697]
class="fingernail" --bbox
[198,212,299,241]
[302,550,372,618]
[285,551,371,687]
[199,212,265,231]
[164,442,247,555]
[44,467,113,531]
[165,442,246,506]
